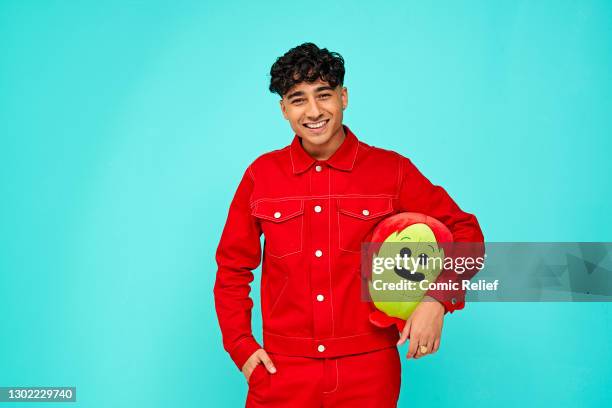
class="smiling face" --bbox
[280,78,348,158]
[368,223,445,319]
[385,224,443,284]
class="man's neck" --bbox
[300,125,346,161]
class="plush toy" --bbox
[365,212,453,331]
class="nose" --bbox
[305,98,323,120]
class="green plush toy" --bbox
[366,212,453,331]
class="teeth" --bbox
[305,120,327,129]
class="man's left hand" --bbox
[396,296,445,359]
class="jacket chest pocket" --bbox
[337,197,394,253]
[252,199,304,258]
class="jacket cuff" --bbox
[427,290,465,314]
[229,336,262,371]
[425,270,466,314]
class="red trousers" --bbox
[246,346,401,407]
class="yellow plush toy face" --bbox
[368,223,445,320]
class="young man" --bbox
[214,43,484,407]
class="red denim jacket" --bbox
[214,125,484,370]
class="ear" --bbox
[280,99,289,120]
[341,86,348,110]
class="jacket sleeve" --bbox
[213,165,263,370]
[397,156,485,314]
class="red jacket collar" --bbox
[290,125,359,174]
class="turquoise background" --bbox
[1,1,611,407]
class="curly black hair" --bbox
[269,43,345,97]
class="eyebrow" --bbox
[286,85,335,100]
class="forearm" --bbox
[213,268,261,369]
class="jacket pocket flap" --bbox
[252,199,304,222]
[337,197,393,220]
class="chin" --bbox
[299,133,333,146]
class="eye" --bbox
[318,93,331,99]
[418,253,429,266]
[400,247,412,259]
[292,98,305,105]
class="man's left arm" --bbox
[395,155,485,357]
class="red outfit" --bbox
[246,346,401,407]
[214,125,484,405]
